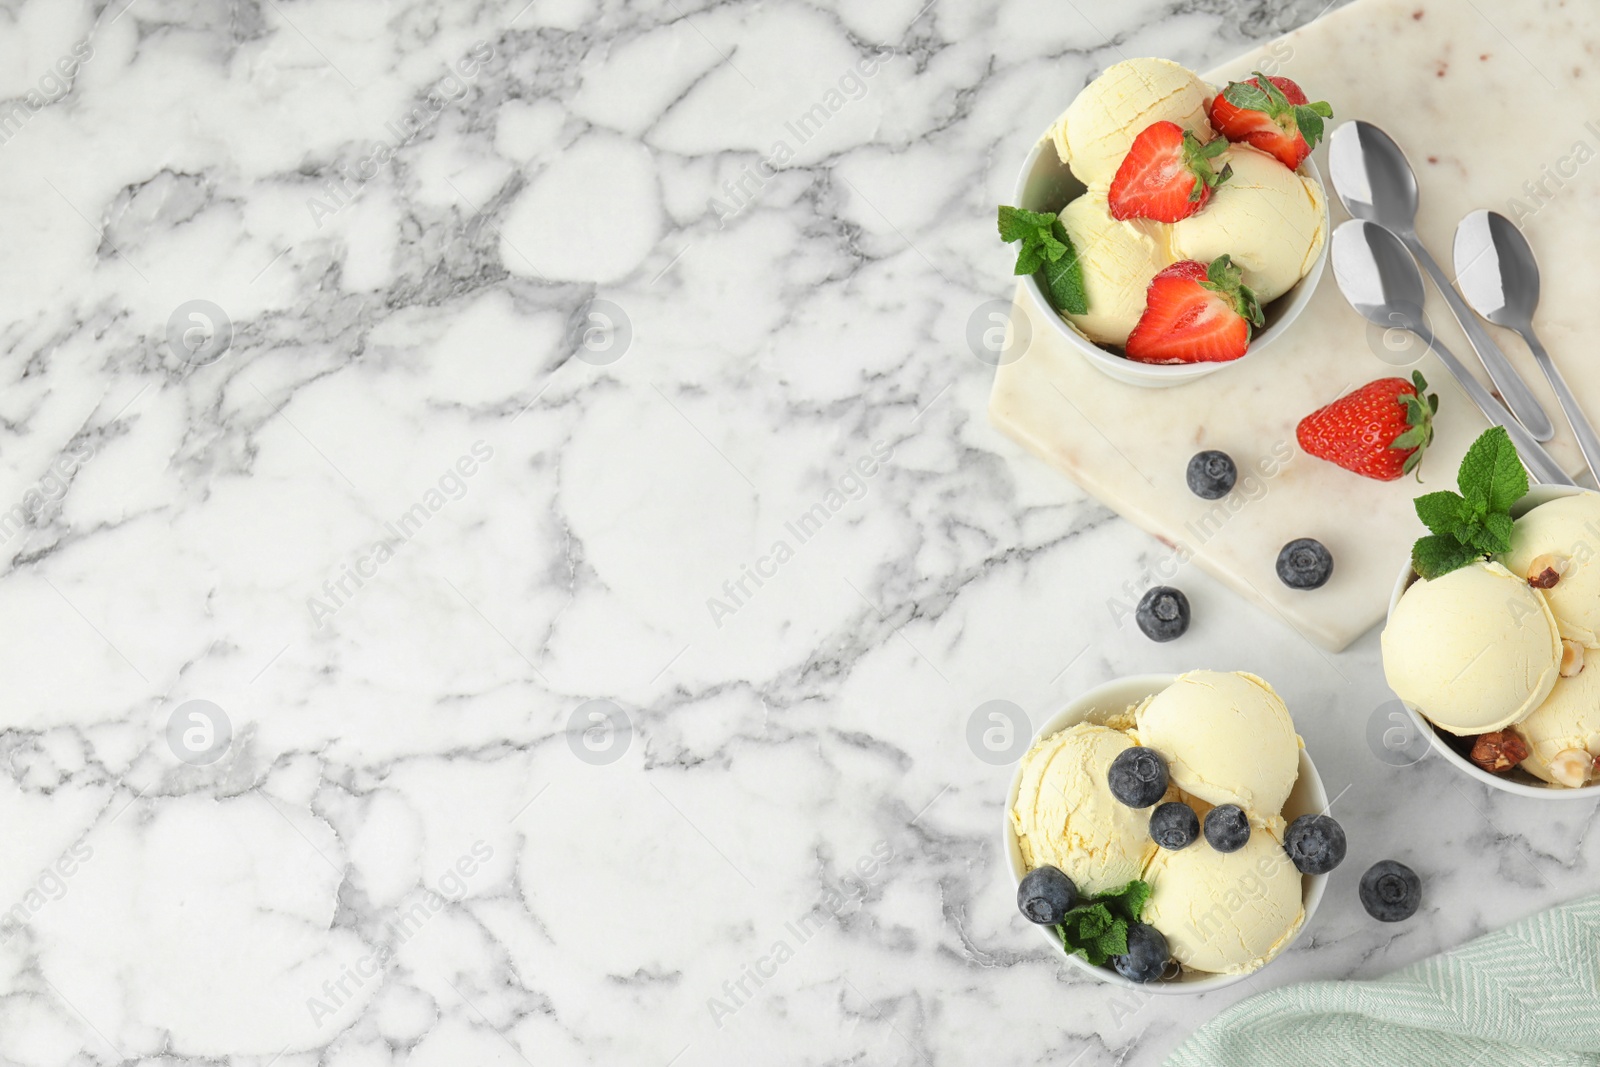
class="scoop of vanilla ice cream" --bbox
[1133,671,1300,816]
[1501,493,1600,647]
[1168,144,1327,303]
[1010,722,1154,895]
[1513,662,1600,784]
[1382,560,1561,735]
[1140,826,1304,975]
[1056,189,1174,346]
[1050,58,1215,187]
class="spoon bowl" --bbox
[1329,217,1429,332]
[1328,121,1422,234]
[1453,209,1541,329]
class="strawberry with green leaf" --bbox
[1410,426,1529,580]
[996,205,1088,315]
[1124,255,1263,364]
[1210,72,1333,170]
[1108,121,1232,223]
[1297,372,1439,481]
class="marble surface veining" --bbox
[0,0,1595,1065]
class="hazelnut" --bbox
[1548,748,1594,789]
[1527,553,1569,588]
[1469,730,1531,774]
[1561,640,1585,677]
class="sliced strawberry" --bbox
[1107,121,1232,223]
[1296,372,1439,481]
[1209,72,1333,169]
[1124,256,1264,364]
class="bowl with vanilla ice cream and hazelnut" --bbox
[1385,466,1600,797]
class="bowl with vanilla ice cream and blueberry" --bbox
[1003,670,1343,990]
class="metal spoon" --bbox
[1329,219,1572,486]
[1327,120,1556,442]
[1454,210,1600,485]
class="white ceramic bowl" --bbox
[1002,674,1329,993]
[1385,483,1600,799]
[1011,137,1329,388]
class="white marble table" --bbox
[0,0,1595,1064]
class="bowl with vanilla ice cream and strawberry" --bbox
[999,57,1332,386]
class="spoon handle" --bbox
[1405,235,1557,443]
[1523,330,1600,485]
[1412,326,1574,486]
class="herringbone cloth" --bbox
[1168,895,1600,1066]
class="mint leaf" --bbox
[1414,490,1467,536]
[997,206,1088,316]
[1458,425,1508,505]
[1072,903,1113,940]
[1412,534,1482,580]
[1092,922,1129,960]
[1014,243,1045,276]
[1487,443,1529,515]
[1411,428,1527,581]
[1096,879,1152,923]
[1053,880,1153,966]
[1042,221,1088,315]
[997,205,1055,243]
[1481,510,1515,553]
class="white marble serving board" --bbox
[990,0,1600,651]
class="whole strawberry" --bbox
[1297,372,1438,481]
[1210,72,1333,170]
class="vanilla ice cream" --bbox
[1050,58,1215,187]
[1513,662,1600,784]
[1011,722,1154,895]
[1382,560,1562,735]
[1140,827,1304,975]
[1502,493,1600,647]
[1056,189,1174,346]
[1168,144,1327,302]
[1134,671,1300,816]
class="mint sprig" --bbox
[997,205,1088,315]
[1053,879,1152,966]
[1410,426,1529,580]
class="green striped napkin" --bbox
[1167,895,1600,1066]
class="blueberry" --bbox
[1108,746,1169,808]
[1186,450,1237,499]
[1135,587,1191,642]
[1017,865,1079,925]
[1277,538,1334,590]
[1203,804,1251,852]
[1359,860,1421,922]
[1283,814,1347,874]
[1149,801,1199,850]
[1112,922,1171,983]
